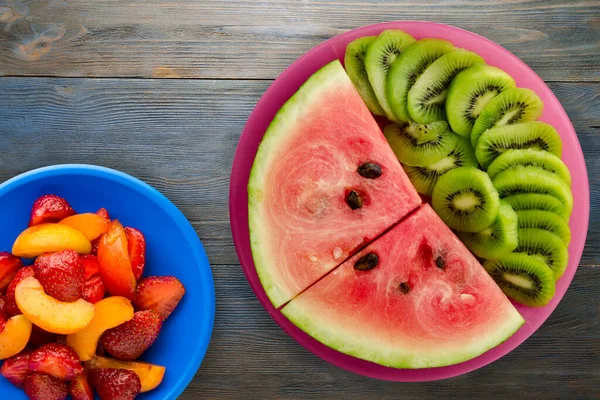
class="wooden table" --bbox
[0,0,598,398]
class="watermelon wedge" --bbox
[249,61,421,308]
[282,204,524,368]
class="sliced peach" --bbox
[66,296,134,361]
[98,220,136,300]
[0,315,33,360]
[85,355,166,393]
[12,223,92,258]
[15,277,95,335]
[59,213,111,241]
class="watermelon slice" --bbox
[249,61,421,308]
[282,204,524,368]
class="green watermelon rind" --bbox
[248,60,351,309]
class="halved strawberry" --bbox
[5,266,34,316]
[33,250,85,302]
[101,310,163,361]
[29,343,83,381]
[81,255,99,279]
[125,228,146,280]
[29,194,75,227]
[69,373,94,400]
[28,325,58,348]
[133,276,185,319]
[96,208,110,221]
[89,368,141,400]
[0,252,23,292]
[23,372,68,400]
[0,350,32,387]
[0,295,6,315]
[0,307,6,332]
[82,275,106,304]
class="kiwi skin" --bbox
[516,210,571,245]
[503,194,570,222]
[484,253,556,307]
[345,36,386,116]
[487,149,572,186]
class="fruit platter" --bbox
[230,21,589,381]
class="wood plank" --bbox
[0,0,597,80]
[0,78,597,265]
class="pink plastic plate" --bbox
[229,21,590,381]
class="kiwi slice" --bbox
[457,200,518,260]
[387,38,455,122]
[446,65,516,137]
[431,166,500,232]
[470,88,544,148]
[404,135,477,195]
[487,149,571,186]
[503,194,570,222]
[484,253,556,307]
[492,166,573,215]
[515,228,569,280]
[407,50,485,124]
[475,121,562,169]
[345,36,386,116]
[384,121,458,166]
[517,210,571,245]
[365,30,416,121]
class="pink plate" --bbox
[229,21,590,381]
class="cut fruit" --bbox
[384,121,458,166]
[248,60,421,308]
[97,220,137,300]
[484,253,555,307]
[431,166,500,232]
[446,65,516,137]
[476,121,563,169]
[12,223,92,259]
[387,38,455,122]
[59,213,110,241]
[344,36,385,116]
[514,228,569,281]
[516,210,571,245]
[0,315,32,360]
[282,204,524,369]
[407,49,485,124]
[470,88,544,148]
[0,252,23,292]
[365,29,416,121]
[503,194,570,222]
[457,201,518,260]
[85,356,165,393]
[487,149,571,186]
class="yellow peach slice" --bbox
[12,223,92,258]
[15,277,95,335]
[85,356,166,393]
[0,315,33,360]
[67,296,134,361]
[59,213,110,241]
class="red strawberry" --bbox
[33,250,85,302]
[101,310,163,361]
[28,326,58,348]
[69,373,94,400]
[133,276,185,319]
[0,252,23,292]
[0,308,6,332]
[89,368,140,400]
[5,266,34,316]
[91,238,100,256]
[0,295,6,315]
[125,228,146,280]
[96,208,110,221]
[81,255,100,279]
[0,350,32,387]
[28,343,83,380]
[83,275,106,304]
[23,372,68,400]
[29,194,75,227]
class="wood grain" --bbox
[0,0,598,80]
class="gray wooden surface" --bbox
[0,0,598,398]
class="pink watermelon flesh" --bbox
[282,204,524,368]
[248,60,421,308]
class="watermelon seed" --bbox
[354,253,379,271]
[346,190,364,210]
[399,282,411,294]
[357,162,383,179]
[435,256,446,270]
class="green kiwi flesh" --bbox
[457,200,518,260]
[387,38,455,122]
[517,210,571,245]
[487,149,571,186]
[515,228,569,281]
[431,166,500,232]
[470,88,544,148]
[345,36,386,116]
[503,194,570,222]
[365,30,416,121]
[446,65,516,137]
[407,50,485,124]
[484,253,556,307]
[475,121,562,169]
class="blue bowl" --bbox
[0,165,215,399]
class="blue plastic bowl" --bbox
[0,165,215,399]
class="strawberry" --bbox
[29,194,75,227]
[23,372,68,400]
[101,310,163,361]
[69,373,94,400]
[81,255,100,279]
[5,266,34,316]
[91,238,100,256]
[125,228,146,280]
[89,368,141,400]
[0,307,6,332]
[0,295,6,315]
[29,343,83,381]
[96,208,110,221]
[33,250,85,302]
[0,350,32,387]
[28,325,58,348]
[133,276,185,319]
[0,252,23,292]
[83,274,106,304]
